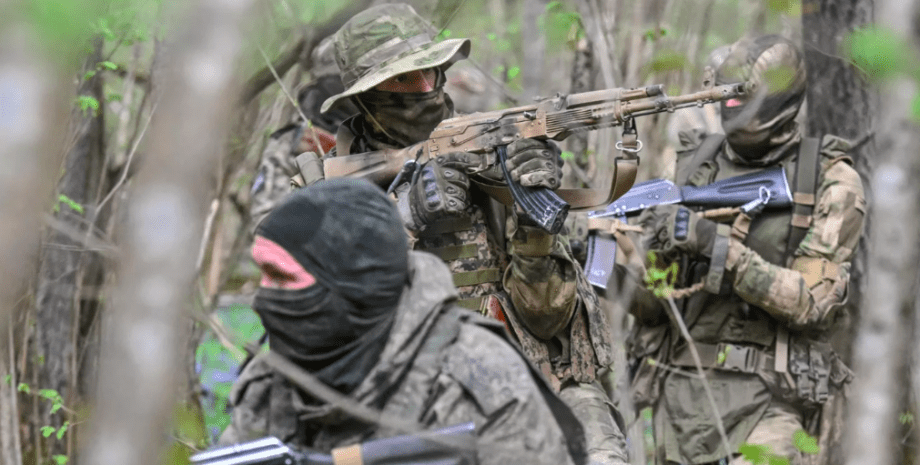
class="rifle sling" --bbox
[787,136,821,258]
[472,157,638,211]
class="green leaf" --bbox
[767,0,797,14]
[57,194,85,215]
[41,426,55,438]
[793,429,819,454]
[98,61,118,71]
[76,95,100,116]
[83,70,97,81]
[900,411,915,425]
[3,374,10,385]
[17,383,30,394]
[560,151,575,161]
[56,421,69,440]
[506,66,521,80]
[52,455,68,465]
[486,32,497,42]
[845,27,907,81]
[738,443,769,464]
[717,345,731,365]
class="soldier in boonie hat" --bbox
[311,6,630,463]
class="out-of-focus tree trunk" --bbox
[845,0,920,464]
[81,0,255,463]
[0,9,66,465]
[30,39,106,458]
[801,0,875,368]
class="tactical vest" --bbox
[329,123,613,390]
[664,134,849,409]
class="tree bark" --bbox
[802,0,876,368]
[30,39,106,458]
[81,0,255,463]
[845,0,920,464]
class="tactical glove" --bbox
[407,152,481,230]
[638,204,717,259]
[504,138,563,189]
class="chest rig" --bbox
[667,134,822,374]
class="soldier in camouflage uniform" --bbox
[286,4,628,464]
[222,179,588,464]
[623,35,865,464]
[249,36,359,229]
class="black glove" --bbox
[638,204,718,259]
[407,152,480,229]
[505,139,563,189]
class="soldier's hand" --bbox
[505,139,563,189]
[638,205,717,259]
[407,152,481,229]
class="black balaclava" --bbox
[351,68,453,148]
[252,178,409,394]
[716,35,807,166]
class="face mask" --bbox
[253,283,394,394]
[355,85,453,147]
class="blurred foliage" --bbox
[196,303,265,442]
[844,26,920,121]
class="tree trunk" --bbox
[845,0,920,463]
[521,0,546,100]
[81,0,255,463]
[801,0,876,368]
[30,39,106,458]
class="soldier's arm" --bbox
[726,157,866,330]
[250,127,305,231]
[503,217,579,340]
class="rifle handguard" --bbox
[497,145,569,234]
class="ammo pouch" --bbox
[782,338,853,409]
[628,324,670,410]
[758,336,853,411]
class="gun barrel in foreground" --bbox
[190,422,476,465]
[584,166,793,289]
[324,82,748,233]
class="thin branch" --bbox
[96,98,159,214]
[663,295,732,458]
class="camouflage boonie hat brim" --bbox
[321,4,470,114]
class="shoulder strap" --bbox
[786,136,822,258]
[677,133,725,185]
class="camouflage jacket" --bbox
[250,123,336,232]
[219,251,585,464]
[628,134,866,463]
[311,118,615,390]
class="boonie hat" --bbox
[320,3,470,113]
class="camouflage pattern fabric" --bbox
[325,90,625,465]
[221,252,582,465]
[630,134,865,464]
[321,3,470,113]
[559,382,629,465]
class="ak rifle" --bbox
[324,82,749,234]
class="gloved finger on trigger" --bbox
[434,152,482,171]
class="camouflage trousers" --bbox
[559,381,629,465]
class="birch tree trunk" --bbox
[845,1,920,463]
[81,0,255,463]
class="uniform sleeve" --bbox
[502,220,578,339]
[249,128,303,232]
[726,159,866,330]
[423,324,576,465]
